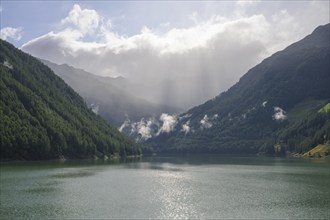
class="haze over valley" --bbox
[40,59,181,127]
[13,1,329,110]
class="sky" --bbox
[1,0,329,109]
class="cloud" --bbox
[180,114,192,119]
[61,4,101,36]
[2,60,13,69]
[118,119,130,133]
[21,11,271,108]
[157,113,177,135]
[136,119,153,140]
[119,114,178,141]
[200,114,212,129]
[21,3,329,109]
[130,118,156,141]
[90,103,99,114]
[0,27,23,41]
[181,120,191,134]
[273,106,287,121]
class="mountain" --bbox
[40,59,181,127]
[145,23,330,155]
[0,39,140,160]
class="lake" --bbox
[0,156,329,219]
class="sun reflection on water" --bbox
[156,169,201,219]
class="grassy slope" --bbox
[318,103,330,113]
[287,99,326,123]
[303,144,330,157]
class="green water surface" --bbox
[1,156,329,219]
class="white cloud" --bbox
[180,114,192,120]
[0,27,23,41]
[181,120,191,134]
[118,119,130,132]
[136,120,153,140]
[262,101,268,107]
[21,11,272,108]
[117,113,179,140]
[130,118,155,141]
[21,3,329,109]
[118,114,178,140]
[157,113,177,135]
[61,4,101,36]
[273,106,287,121]
[2,60,13,69]
[90,103,99,114]
[200,114,212,129]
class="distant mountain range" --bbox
[0,40,140,160]
[145,23,330,155]
[41,59,181,127]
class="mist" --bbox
[19,2,329,110]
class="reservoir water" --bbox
[1,156,329,219]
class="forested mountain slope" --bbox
[0,40,140,160]
[146,24,330,155]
